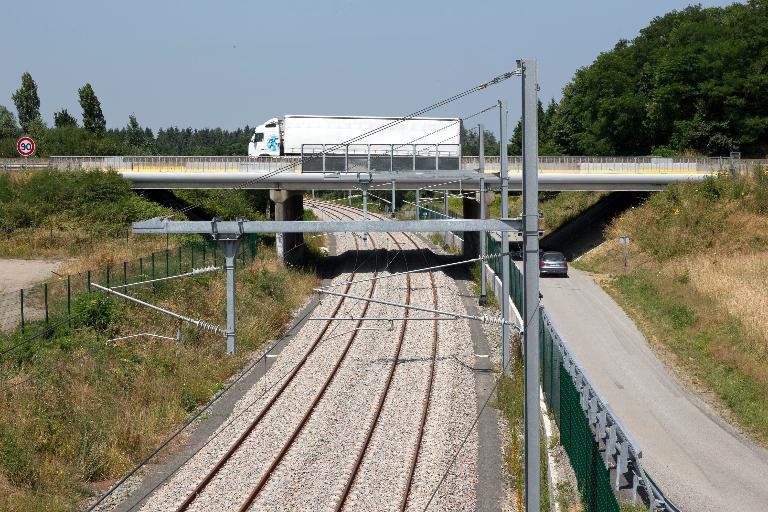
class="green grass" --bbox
[0,248,318,511]
[579,170,768,445]
[609,271,768,442]
[0,170,174,259]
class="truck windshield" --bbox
[254,133,264,142]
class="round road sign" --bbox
[17,137,36,157]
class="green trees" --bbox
[461,125,500,156]
[549,2,768,157]
[11,72,43,134]
[53,109,78,128]
[0,106,20,140]
[78,83,106,135]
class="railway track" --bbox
[306,201,440,511]
[141,199,476,511]
[172,205,383,511]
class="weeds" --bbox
[0,246,318,510]
[580,170,768,445]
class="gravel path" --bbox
[138,200,480,511]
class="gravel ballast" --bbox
[138,201,482,511]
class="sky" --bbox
[1,0,739,135]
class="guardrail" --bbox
[2,155,765,175]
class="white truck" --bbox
[247,115,460,157]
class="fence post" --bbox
[165,249,169,277]
[191,245,195,269]
[67,275,71,327]
[87,270,92,292]
[178,246,182,273]
[140,257,144,278]
[151,253,156,281]
[123,261,128,286]
[106,266,110,289]
[44,283,49,324]
[20,289,24,332]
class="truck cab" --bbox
[248,117,283,157]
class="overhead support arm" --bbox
[133,218,523,235]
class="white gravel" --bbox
[138,201,481,512]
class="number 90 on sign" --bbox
[17,137,36,157]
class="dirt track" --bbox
[0,258,63,294]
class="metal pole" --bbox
[521,58,541,512]
[20,289,24,332]
[499,99,511,377]
[443,190,449,240]
[220,238,242,354]
[67,275,71,327]
[391,180,396,217]
[415,189,421,219]
[44,283,48,324]
[479,122,488,306]
[362,186,369,248]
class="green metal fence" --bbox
[480,231,621,511]
[0,234,259,335]
[540,312,620,512]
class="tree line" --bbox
[465,2,767,158]
[3,1,767,158]
[0,74,252,157]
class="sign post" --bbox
[619,235,630,275]
[17,137,36,157]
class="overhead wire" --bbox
[89,205,376,511]
[170,71,517,218]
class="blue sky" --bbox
[1,0,739,134]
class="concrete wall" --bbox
[269,189,305,265]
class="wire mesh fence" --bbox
[0,235,259,336]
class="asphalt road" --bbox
[535,267,768,512]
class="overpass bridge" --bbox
[9,154,762,191]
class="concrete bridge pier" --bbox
[269,189,305,265]
[462,191,495,259]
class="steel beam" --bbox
[121,171,709,191]
[500,100,511,378]
[521,57,541,512]
[132,218,523,234]
[479,122,488,306]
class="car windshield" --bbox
[542,252,565,261]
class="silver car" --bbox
[540,251,568,277]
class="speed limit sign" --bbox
[17,137,36,157]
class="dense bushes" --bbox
[0,170,169,233]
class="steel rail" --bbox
[333,227,414,510]
[310,201,439,511]
[234,206,388,511]
[174,207,370,511]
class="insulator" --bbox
[481,315,505,325]
[196,320,226,336]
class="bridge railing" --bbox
[4,155,765,175]
[462,156,768,174]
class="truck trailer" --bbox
[248,115,461,158]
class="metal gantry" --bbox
[520,58,541,512]
[128,59,543,511]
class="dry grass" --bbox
[673,251,768,347]
[0,246,318,511]
[575,172,768,445]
